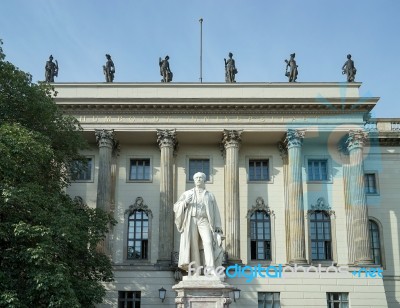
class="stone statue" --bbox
[285,53,298,82]
[103,54,115,82]
[224,52,237,83]
[45,55,58,82]
[342,54,356,82]
[174,172,224,273]
[159,55,173,82]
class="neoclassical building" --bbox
[56,82,400,307]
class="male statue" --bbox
[45,55,58,82]
[342,54,356,82]
[159,55,173,82]
[103,54,115,82]
[174,172,224,273]
[224,52,237,83]
[285,53,298,82]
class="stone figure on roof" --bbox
[285,53,298,82]
[45,55,58,82]
[224,52,237,83]
[159,55,173,82]
[103,54,115,82]
[342,54,356,82]
[174,172,224,273]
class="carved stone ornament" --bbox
[95,129,116,147]
[156,129,177,149]
[285,129,305,148]
[124,197,153,218]
[246,197,273,218]
[308,197,335,217]
[73,196,87,208]
[222,129,242,148]
[345,130,368,151]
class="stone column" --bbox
[346,130,373,265]
[278,141,291,262]
[221,130,242,263]
[95,129,117,256]
[285,129,307,264]
[95,129,116,213]
[157,129,177,265]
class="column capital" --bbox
[346,130,368,152]
[285,129,305,149]
[222,129,242,148]
[156,129,177,149]
[95,129,116,148]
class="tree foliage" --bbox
[0,40,114,307]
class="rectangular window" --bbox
[258,292,280,308]
[129,159,151,181]
[71,157,93,181]
[118,291,141,308]
[188,159,210,181]
[365,173,377,194]
[249,159,269,181]
[326,292,349,308]
[308,159,328,181]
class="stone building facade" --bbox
[56,82,400,307]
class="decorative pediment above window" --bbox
[246,197,273,219]
[308,197,335,217]
[125,197,153,218]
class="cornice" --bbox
[57,100,376,115]
[53,82,377,114]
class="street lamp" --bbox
[159,287,166,302]
[233,288,241,302]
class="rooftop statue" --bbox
[342,54,356,82]
[45,55,58,82]
[103,54,115,82]
[224,52,237,83]
[285,53,298,82]
[159,55,173,82]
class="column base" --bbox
[156,259,174,269]
[226,258,243,266]
[354,258,375,266]
[289,258,308,265]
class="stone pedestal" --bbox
[173,276,234,308]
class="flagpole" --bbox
[199,18,203,83]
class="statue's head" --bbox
[106,54,111,60]
[165,55,169,60]
[193,172,206,187]
[49,55,53,60]
[290,53,295,58]
[228,52,233,58]
[347,54,352,59]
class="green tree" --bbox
[0,40,115,307]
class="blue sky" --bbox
[1,0,399,118]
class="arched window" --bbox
[369,220,382,265]
[127,210,149,260]
[310,211,332,260]
[250,210,271,260]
